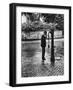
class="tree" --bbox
[41,13,56,23]
[55,14,64,36]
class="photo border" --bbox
[9,3,71,87]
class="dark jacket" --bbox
[41,35,46,47]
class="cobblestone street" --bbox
[21,39,64,77]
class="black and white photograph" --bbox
[10,3,71,86]
[21,12,64,77]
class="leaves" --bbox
[21,13,64,32]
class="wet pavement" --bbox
[21,39,64,77]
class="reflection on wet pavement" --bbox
[21,40,64,77]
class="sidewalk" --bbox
[22,54,64,77]
[21,39,64,77]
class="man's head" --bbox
[44,31,47,37]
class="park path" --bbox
[21,39,64,77]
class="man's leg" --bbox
[42,47,44,61]
[42,47,45,61]
[43,47,45,60]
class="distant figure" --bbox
[41,31,47,62]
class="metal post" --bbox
[51,29,55,65]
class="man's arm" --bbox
[41,35,43,47]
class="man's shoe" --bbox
[43,57,46,60]
[42,57,46,60]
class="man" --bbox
[41,31,47,62]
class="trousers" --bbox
[42,47,45,60]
